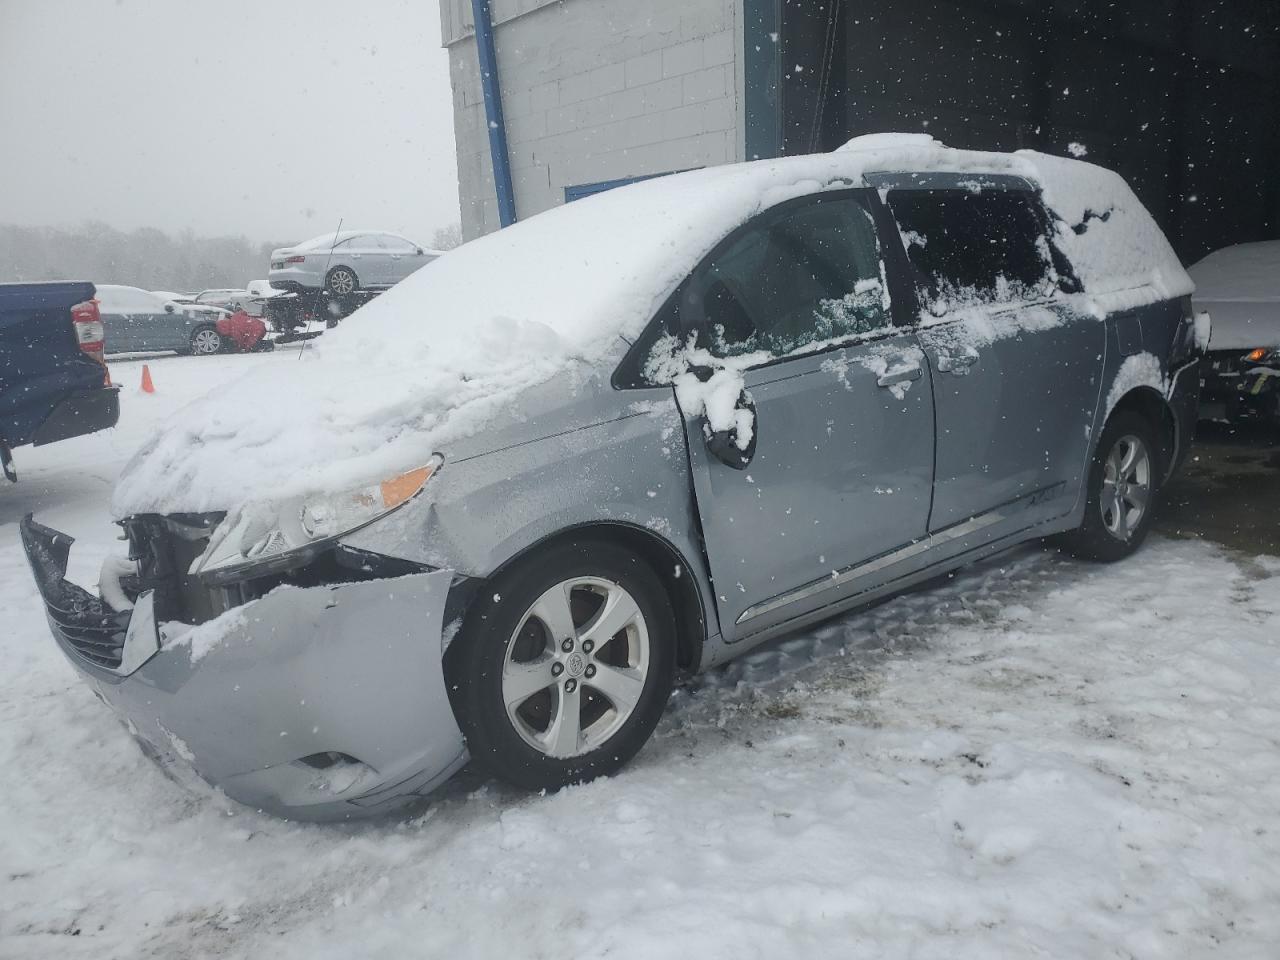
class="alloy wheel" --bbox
[328,270,355,295]
[1100,433,1152,541]
[191,329,222,355]
[501,577,650,759]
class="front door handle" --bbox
[876,365,923,388]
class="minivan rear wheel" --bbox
[1060,410,1161,562]
[448,539,676,791]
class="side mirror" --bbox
[416,247,425,255]
[703,392,757,470]
[164,303,175,313]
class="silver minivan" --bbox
[23,140,1204,820]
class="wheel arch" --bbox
[469,521,708,675]
[1106,386,1178,480]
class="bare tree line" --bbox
[0,220,464,293]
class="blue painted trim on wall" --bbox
[564,170,685,203]
[743,0,783,161]
[471,0,517,227]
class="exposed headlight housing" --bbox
[193,456,442,584]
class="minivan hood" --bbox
[111,318,626,519]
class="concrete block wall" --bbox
[442,0,742,239]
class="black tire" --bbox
[188,325,225,356]
[1060,410,1162,562]
[325,266,358,296]
[448,539,676,792]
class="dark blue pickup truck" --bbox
[0,282,120,481]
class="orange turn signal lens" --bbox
[1245,348,1268,363]
[379,460,440,510]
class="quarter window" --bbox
[887,188,1057,314]
[690,195,892,360]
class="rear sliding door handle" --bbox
[936,352,978,375]
[876,365,923,388]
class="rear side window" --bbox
[689,195,891,360]
[887,188,1058,315]
[381,235,417,252]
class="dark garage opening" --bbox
[768,0,1280,264]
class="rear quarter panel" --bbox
[1093,296,1197,480]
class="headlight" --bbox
[193,456,442,583]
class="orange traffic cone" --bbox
[140,364,155,394]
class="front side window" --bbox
[689,195,891,360]
[888,188,1058,315]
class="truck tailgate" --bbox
[1,281,112,447]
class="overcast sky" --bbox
[0,0,459,245]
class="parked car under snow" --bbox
[1188,240,1280,424]
[96,285,228,356]
[22,134,1203,820]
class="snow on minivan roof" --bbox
[113,136,1192,517]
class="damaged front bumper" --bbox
[20,516,468,821]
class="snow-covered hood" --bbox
[1189,241,1280,352]
[114,135,1192,518]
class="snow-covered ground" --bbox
[3,352,1280,959]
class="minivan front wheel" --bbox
[449,540,676,791]
[1061,410,1161,562]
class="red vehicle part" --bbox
[72,299,110,384]
[72,299,105,360]
[216,310,268,352]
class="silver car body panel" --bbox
[50,568,464,820]
[915,299,1106,535]
[340,369,723,647]
[675,333,935,641]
